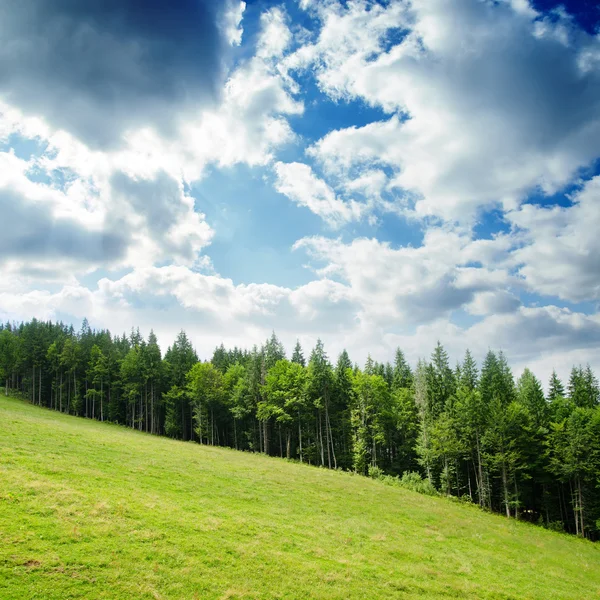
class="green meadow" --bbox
[1,395,599,599]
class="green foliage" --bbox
[350,371,390,475]
[399,471,439,496]
[547,370,565,401]
[3,317,600,540]
[3,396,600,599]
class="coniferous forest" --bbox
[2,318,599,540]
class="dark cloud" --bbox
[0,188,128,263]
[0,0,236,147]
[111,170,184,233]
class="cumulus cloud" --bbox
[466,290,521,316]
[0,186,126,265]
[382,306,600,385]
[7,4,303,187]
[0,264,360,358]
[0,151,125,273]
[273,162,364,226]
[109,171,214,265]
[0,0,241,148]
[0,148,214,279]
[508,175,600,302]
[292,0,600,222]
[294,228,516,326]
[2,261,596,389]
[1,0,599,389]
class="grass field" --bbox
[1,396,599,599]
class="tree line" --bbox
[1,318,599,539]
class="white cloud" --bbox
[466,290,521,316]
[0,5,304,281]
[294,227,515,326]
[257,7,292,59]
[292,0,600,223]
[0,3,302,185]
[273,162,364,226]
[508,176,600,302]
[0,147,214,280]
[224,1,246,46]
[1,0,599,389]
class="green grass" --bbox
[0,396,599,600]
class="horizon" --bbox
[1,0,600,391]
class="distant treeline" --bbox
[1,318,599,539]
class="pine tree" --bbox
[414,359,433,482]
[547,370,565,401]
[392,348,413,390]
[291,340,306,367]
[568,366,596,408]
[306,339,335,468]
[517,368,547,428]
[460,349,478,391]
[146,330,162,434]
[428,342,455,416]
[264,332,286,371]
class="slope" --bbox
[0,395,598,600]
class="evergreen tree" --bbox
[264,332,286,371]
[517,368,547,429]
[306,340,336,468]
[291,340,306,367]
[460,349,478,391]
[3,316,600,539]
[547,370,565,401]
[428,342,455,416]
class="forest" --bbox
[1,318,599,540]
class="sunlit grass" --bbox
[1,395,599,599]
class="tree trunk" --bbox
[150,381,154,434]
[476,431,485,507]
[279,425,283,458]
[327,407,337,469]
[145,384,148,433]
[577,476,585,537]
[264,419,269,454]
[298,411,303,463]
[318,411,324,466]
[286,429,291,459]
[571,480,579,537]
[467,464,473,501]
[502,462,510,518]
[38,366,41,407]
[514,476,520,520]
[199,401,203,445]
[324,401,332,469]
[211,408,215,446]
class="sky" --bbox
[1,0,600,385]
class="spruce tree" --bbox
[547,369,565,401]
[291,340,306,367]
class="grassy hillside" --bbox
[0,396,598,600]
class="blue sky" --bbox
[1,0,600,384]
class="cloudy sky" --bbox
[1,0,600,383]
